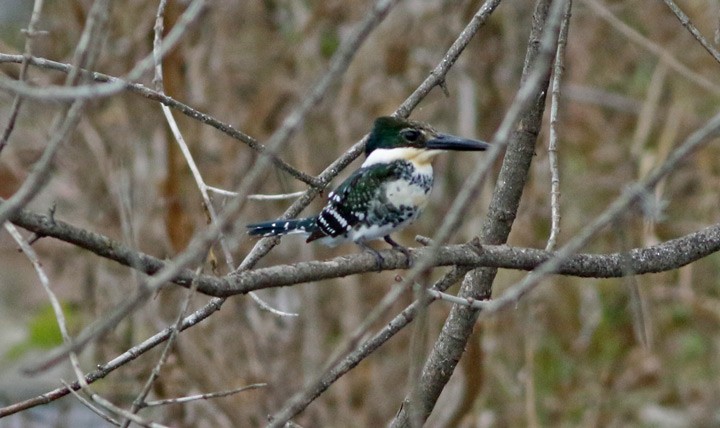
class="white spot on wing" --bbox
[330,209,348,227]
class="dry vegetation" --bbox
[1,0,720,426]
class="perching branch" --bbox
[6,200,720,297]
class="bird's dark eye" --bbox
[401,129,421,142]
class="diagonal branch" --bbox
[0,53,320,187]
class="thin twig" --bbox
[248,191,307,201]
[4,223,86,385]
[545,0,572,251]
[0,53,321,187]
[91,393,169,428]
[0,0,208,102]
[141,383,267,408]
[150,0,292,317]
[0,0,45,154]
[662,0,720,64]
[207,186,238,197]
[60,380,121,426]
[582,0,720,96]
[120,258,201,428]
[425,288,481,307]
[396,0,503,117]
[0,297,225,417]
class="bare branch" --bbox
[545,0,572,251]
[0,298,225,418]
[0,0,45,153]
[140,384,267,408]
[4,223,86,385]
[470,105,720,319]
[60,380,122,426]
[267,279,410,427]
[0,0,208,101]
[662,0,720,64]
[248,191,307,201]
[91,393,169,428]
[6,198,720,296]
[15,0,400,375]
[390,1,568,425]
[582,0,720,96]
[0,53,321,187]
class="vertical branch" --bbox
[390,0,565,425]
[151,0,291,316]
[524,3,572,425]
[545,0,572,252]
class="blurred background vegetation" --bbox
[1,0,720,426]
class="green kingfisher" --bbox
[246,116,489,265]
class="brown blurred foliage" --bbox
[1,0,720,426]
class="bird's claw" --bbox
[384,235,413,268]
[369,248,385,272]
[358,242,385,271]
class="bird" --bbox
[246,116,490,267]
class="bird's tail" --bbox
[246,217,318,238]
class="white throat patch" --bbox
[362,147,441,168]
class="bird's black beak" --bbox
[425,133,490,151]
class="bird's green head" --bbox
[365,116,489,157]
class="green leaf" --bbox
[4,302,79,360]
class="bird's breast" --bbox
[384,171,433,209]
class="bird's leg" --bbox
[383,235,412,267]
[357,241,384,272]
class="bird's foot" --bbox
[383,235,413,268]
[358,242,384,272]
